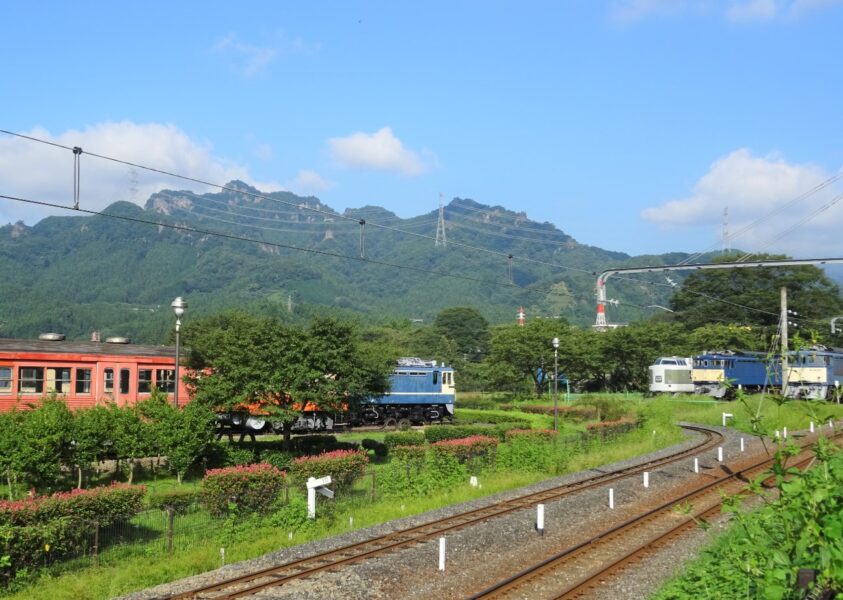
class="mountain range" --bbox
[0,181,697,343]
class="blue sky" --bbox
[2,0,842,258]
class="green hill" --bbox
[0,181,693,343]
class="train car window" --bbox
[47,368,72,394]
[156,369,175,393]
[120,369,130,395]
[75,368,92,394]
[0,366,11,393]
[104,369,114,393]
[19,367,44,393]
[432,371,439,385]
[703,360,709,367]
[137,369,153,394]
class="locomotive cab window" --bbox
[0,366,11,393]
[19,367,44,393]
[104,369,114,393]
[432,371,439,385]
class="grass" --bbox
[6,394,842,599]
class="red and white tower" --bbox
[517,306,526,326]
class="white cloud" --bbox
[0,121,277,225]
[289,170,333,194]
[214,33,278,77]
[612,0,842,22]
[328,127,427,176]
[727,0,779,22]
[641,149,843,256]
[212,31,320,78]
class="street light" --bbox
[171,296,187,407]
[552,337,559,431]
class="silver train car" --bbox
[648,357,694,395]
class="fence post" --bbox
[166,507,175,555]
[93,521,100,567]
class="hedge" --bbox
[0,483,146,528]
[390,445,427,468]
[504,428,559,443]
[384,430,425,449]
[512,405,598,422]
[498,429,559,472]
[425,425,496,443]
[361,439,389,459]
[202,463,286,517]
[430,435,498,472]
[288,449,369,489]
[147,488,202,515]
[586,417,639,438]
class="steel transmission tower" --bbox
[435,193,447,247]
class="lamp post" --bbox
[552,337,559,431]
[171,297,187,407]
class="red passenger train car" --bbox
[0,334,189,411]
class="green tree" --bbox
[71,405,113,488]
[17,396,74,491]
[185,312,391,449]
[109,404,150,485]
[598,322,689,391]
[0,411,26,498]
[485,319,570,394]
[670,253,843,331]
[139,391,215,484]
[433,307,491,362]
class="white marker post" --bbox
[438,537,446,571]
[536,504,545,535]
[722,412,733,427]
[740,437,745,452]
[470,476,478,487]
[783,426,788,439]
[306,475,333,519]
[643,471,650,488]
[609,488,615,509]
[810,421,815,433]
[220,547,225,567]
[694,458,699,473]
[717,447,724,462]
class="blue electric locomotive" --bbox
[692,351,781,399]
[359,357,455,427]
[785,345,843,400]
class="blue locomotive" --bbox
[692,351,781,399]
[785,345,843,400]
[358,357,456,427]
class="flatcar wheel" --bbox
[397,418,411,430]
[384,417,398,430]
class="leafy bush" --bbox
[576,396,632,422]
[259,449,295,471]
[0,483,146,527]
[384,430,425,449]
[498,429,559,472]
[361,439,389,459]
[430,436,498,472]
[516,405,597,422]
[202,463,286,517]
[223,446,257,467]
[267,496,313,533]
[492,422,533,441]
[147,488,201,514]
[456,397,498,410]
[290,435,359,456]
[288,449,369,489]
[0,517,77,581]
[425,425,497,443]
[390,445,427,467]
[585,417,638,438]
[455,412,532,427]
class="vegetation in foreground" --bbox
[3,393,841,599]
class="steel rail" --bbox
[468,430,838,599]
[169,425,723,599]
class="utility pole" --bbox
[781,286,789,394]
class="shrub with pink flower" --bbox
[430,435,499,466]
[202,462,286,516]
[288,449,368,489]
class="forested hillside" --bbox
[0,181,693,343]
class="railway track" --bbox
[167,425,723,599]
[468,429,838,599]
